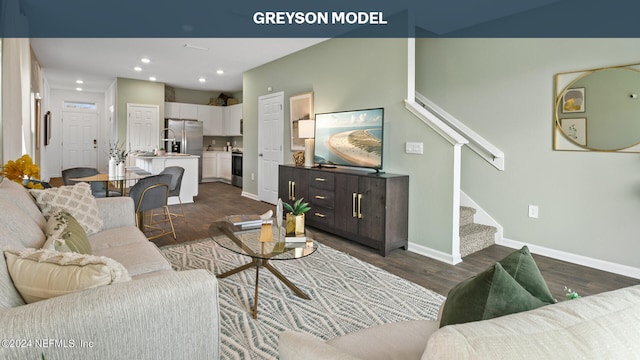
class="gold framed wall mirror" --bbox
[554,62,640,152]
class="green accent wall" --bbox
[416,38,640,269]
[243,38,457,255]
[116,77,165,144]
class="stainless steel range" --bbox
[231,150,242,187]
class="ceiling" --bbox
[30,38,327,94]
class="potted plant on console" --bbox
[283,198,310,239]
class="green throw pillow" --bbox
[498,246,556,304]
[439,262,548,327]
[43,210,92,254]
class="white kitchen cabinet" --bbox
[165,102,180,118]
[202,152,218,180]
[224,103,243,136]
[199,105,224,136]
[164,102,198,120]
[217,152,232,181]
[179,103,198,120]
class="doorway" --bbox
[258,92,284,205]
[127,104,159,165]
[61,110,98,169]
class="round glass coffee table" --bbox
[208,220,318,319]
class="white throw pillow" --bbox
[30,182,103,235]
[4,247,131,303]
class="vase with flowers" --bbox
[108,141,129,178]
[1,154,44,189]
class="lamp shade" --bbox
[298,120,315,139]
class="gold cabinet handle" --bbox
[288,181,292,200]
[352,193,357,218]
[358,193,363,219]
[314,212,326,218]
[314,195,326,200]
[292,182,296,201]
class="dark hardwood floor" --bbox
[146,181,640,300]
[48,177,638,300]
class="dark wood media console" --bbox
[279,165,409,256]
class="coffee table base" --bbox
[217,258,311,319]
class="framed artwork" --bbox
[560,118,587,146]
[290,92,314,150]
[44,111,51,146]
[562,87,585,113]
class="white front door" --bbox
[127,104,159,165]
[258,92,284,205]
[62,110,98,169]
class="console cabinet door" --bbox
[357,176,386,242]
[334,173,359,234]
[278,166,308,203]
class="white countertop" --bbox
[133,153,200,159]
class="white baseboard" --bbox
[241,191,259,201]
[408,241,462,265]
[498,237,640,280]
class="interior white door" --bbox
[62,110,98,169]
[127,104,159,166]
[258,92,284,205]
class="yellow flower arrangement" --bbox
[1,154,43,189]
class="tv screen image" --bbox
[314,108,384,170]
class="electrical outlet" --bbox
[528,205,539,218]
[211,140,215,145]
[251,173,255,181]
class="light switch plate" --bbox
[405,142,424,154]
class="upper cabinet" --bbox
[164,102,198,120]
[165,102,242,136]
[225,103,243,136]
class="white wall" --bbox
[417,38,640,271]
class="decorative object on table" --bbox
[259,222,273,243]
[1,154,43,189]
[157,148,166,156]
[276,198,283,241]
[107,141,129,177]
[298,119,315,168]
[283,198,310,238]
[292,151,305,167]
[564,286,581,300]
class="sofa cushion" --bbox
[4,247,131,303]
[425,285,640,359]
[30,182,103,235]
[87,225,149,250]
[92,242,172,276]
[43,210,92,254]
[498,245,555,304]
[0,177,46,230]
[439,263,548,327]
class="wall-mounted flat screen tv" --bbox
[314,108,384,171]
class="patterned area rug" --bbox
[160,239,445,359]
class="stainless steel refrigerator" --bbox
[165,119,204,183]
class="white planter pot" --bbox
[117,162,125,177]
[108,158,117,178]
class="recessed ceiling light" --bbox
[149,76,157,81]
[134,66,142,72]
[75,87,83,91]
[141,58,150,63]
[76,80,83,84]
[216,70,224,75]
[198,77,206,83]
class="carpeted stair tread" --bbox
[459,223,497,258]
[459,206,476,227]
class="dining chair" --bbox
[61,167,121,197]
[158,166,187,223]
[128,174,176,240]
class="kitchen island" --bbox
[132,153,199,204]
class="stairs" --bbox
[459,206,497,257]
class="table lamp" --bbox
[298,120,315,168]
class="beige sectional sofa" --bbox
[280,278,640,359]
[0,177,220,359]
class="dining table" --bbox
[70,167,151,196]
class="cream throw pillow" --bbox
[4,248,131,303]
[30,182,103,235]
